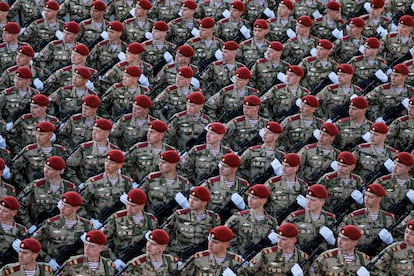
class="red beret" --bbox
[266,121,283,134]
[108,20,124,32]
[399,15,414,27]
[407,220,414,230]
[268,41,283,51]
[149,120,168,132]
[208,122,226,134]
[288,65,304,77]
[82,94,101,108]
[321,122,339,136]
[73,43,89,56]
[200,17,215,28]
[153,21,169,31]
[302,95,319,107]
[0,196,19,210]
[395,152,414,166]
[0,2,9,11]
[64,21,80,34]
[393,63,409,75]
[243,95,261,106]
[337,151,356,165]
[190,186,211,202]
[221,153,241,167]
[148,229,170,245]
[106,149,125,163]
[350,96,368,109]
[187,91,205,104]
[125,65,142,77]
[16,67,32,79]
[337,63,354,74]
[230,1,245,12]
[137,0,152,10]
[127,42,145,54]
[282,153,300,167]
[62,191,82,206]
[410,96,414,105]
[182,0,197,9]
[3,22,20,34]
[223,40,239,50]
[308,184,328,199]
[36,121,56,132]
[160,150,180,163]
[249,184,271,198]
[178,66,194,78]
[340,225,362,240]
[278,223,299,237]
[31,94,49,106]
[371,0,385,8]
[317,39,333,50]
[297,15,313,27]
[128,188,147,205]
[45,0,59,10]
[91,0,106,11]
[94,118,112,130]
[254,19,268,29]
[177,45,195,57]
[18,45,35,57]
[365,37,380,48]
[134,95,152,108]
[46,156,65,170]
[0,158,5,170]
[280,0,294,10]
[235,67,251,79]
[370,122,388,134]
[327,1,341,11]
[75,66,92,79]
[20,238,41,253]
[86,230,107,245]
[349,17,365,28]
[209,226,233,242]
[366,183,386,197]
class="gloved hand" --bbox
[271,158,282,176]
[12,239,21,253]
[2,165,10,179]
[240,25,251,39]
[50,133,56,142]
[114,259,126,271]
[163,51,173,63]
[0,135,6,148]
[296,195,306,208]
[231,193,245,210]
[319,226,335,245]
[119,193,128,205]
[28,225,37,234]
[175,192,190,209]
[290,263,304,276]
[132,182,139,189]
[5,122,12,132]
[356,266,370,276]
[57,199,63,210]
[378,228,393,245]
[80,232,87,242]
[49,259,60,271]
[351,190,363,205]
[267,230,278,244]
[90,218,103,229]
[406,189,414,204]
[222,267,237,276]
[384,159,393,173]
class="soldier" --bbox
[200,40,246,99]
[149,0,181,22]
[32,191,93,270]
[106,0,136,22]
[237,19,270,68]
[110,95,155,151]
[310,225,371,275]
[141,21,176,66]
[260,64,308,122]
[0,158,15,198]
[387,96,414,151]
[163,186,221,258]
[266,0,296,43]
[242,0,276,25]
[240,222,308,276]
[78,1,109,47]
[225,184,278,256]
[121,229,180,275]
[204,67,260,121]
[123,0,153,44]
[215,1,250,42]
[11,122,66,193]
[238,121,284,183]
[292,0,324,19]
[8,0,44,29]
[19,1,64,52]
[0,22,26,72]
[17,156,76,231]
[282,15,318,65]
[103,188,158,266]
[311,1,345,41]
[0,238,53,275]
[49,66,96,120]
[360,0,389,39]
[60,230,115,275]
[353,122,398,182]
[166,0,199,46]
[341,183,395,257]
[195,0,229,21]
[181,225,244,275]
[58,94,102,149]
[297,122,340,183]
[80,149,134,222]
[59,0,93,23]
[65,118,118,184]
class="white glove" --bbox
[129,7,135,16]
[375,117,385,123]
[222,267,237,276]
[319,226,335,245]
[356,266,370,276]
[2,165,10,179]
[384,159,393,173]
[80,232,87,242]
[145,32,152,40]
[267,230,278,244]
[55,30,63,40]
[175,192,190,209]
[100,30,109,40]
[28,225,37,234]
[33,78,44,90]
[290,263,304,276]
[310,47,317,57]
[412,2,414,12]
[190,77,200,89]
[0,135,6,149]
[120,193,128,205]
[118,51,126,61]
[50,133,56,143]
[191,27,199,37]
[330,160,338,171]
[295,98,302,108]
[271,158,282,176]
[12,239,21,253]
[351,190,364,205]
[359,44,365,54]
[86,80,95,91]
[277,72,286,83]
[331,28,343,39]
[139,74,150,87]
[163,51,173,63]
[132,182,139,189]
[312,10,322,19]
[263,7,275,18]
[402,98,410,109]
[363,2,371,12]
[114,259,126,270]
[286,28,296,38]
[5,122,12,131]
[215,49,223,60]
[90,218,103,229]
[222,9,230,18]
[313,129,320,140]
[231,193,245,210]
[259,128,265,138]
[376,25,387,38]
[378,228,393,245]
[49,259,60,271]
[57,199,63,210]
[328,72,338,84]
[406,189,414,204]
[375,69,388,83]
[362,131,370,143]
[240,25,251,39]
[296,195,306,208]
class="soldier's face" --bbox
[132,104,148,118]
[363,45,378,58]
[253,27,268,40]
[2,31,17,43]
[392,162,411,178]
[72,73,87,87]
[84,242,105,260]
[285,72,300,86]
[146,239,166,256]
[16,52,32,66]
[369,7,383,18]
[159,159,176,174]
[63,30,77,43]
[108,29,122,41]
[326,8,341,21]
[408,104,414,118]
[337,234,357,252]
[14,75,30,89]
[277,4,291,17]
[337,72,352,86]
[104,159,122,174]
[147,129,164,144]
[363,192,381,208]
[90,8,105,20]
[234,76,249,89]
[43,165,60,180]
[206,131,223,145]
[305,195,324,213]
[135,5,147,17]
[126,201,144,216]
[404,228,414,246]
[82,105,97,118]
[0,10,8,21]
[219,161,237,177]
[315,46,331,60]
[181,7,195,19]
[208,239,228,255]
[295,24,310,37]
[337,162,355,177]
[229,7,243,19]
[247,193,266,209]
[390,72,407,86]
[282,162,299,177]
[300,103,316,117]
[43,8,58,20]
[242,104,259,119]
[189,195,206,211]
[199,27,214,39]
[35,131,52,145]
[18,249,38,266]
[60,202,79,218]
[71,51,86,65]
[262,128,278,144]
[0,205,17,222]
[277,235,296,251]
[175,53,191,65]
[348,106,365,120]
[221,49,236,62]
[318,131,335,146]
[175,75,191,88]
[92,127,110,142]
[186,102,203,116]
[30,104,47,118]
[348,24,362,37]
[369,131,386,146]
[122,73,137,87]
[398,24,413,37]
[151,29,166,40]
[264,48,282,61]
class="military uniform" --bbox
[360,14,390,38]
[387,115,414,152]
[243,0,275,24]
[34,40,76,73]
[0,86,40,123]
[60,255,115,276]
[385,0,412,17]
[250,59,290,94]
[299,56,338,92]
[216,17,250,42]
[49,86,96,119]
[19,19,65,52]
[0,181,16,198]
[332,35,367,64]
[376,174,414,211]
[148,0,181,22]
[123,17,154,44]
[335,117,373,151]
[266,16,296,43]
[87,40,128,70]
[348,55,388,89]
[8,0,45,28]
[195,0,229,21]
[0,65,46,92]
[340,0,366,20]
[78,19,110,47]
[293,0,324,18]
[403,59,414,87]
[381,32,414,64]
[141,39,177,66]
[237,38,270,68]
[311,16,345,40]
[282,36,318,65]
[58,114,102,149]
[167,17,200,46]
[371,241,414,275]
[185,36,223,67]
[0,221,27,257]
[59,0,92,22]
[0,42,28,72]
[122,253,180,275]
[181,250,244,275]
[0,262,53,275]
[106,0,136,21]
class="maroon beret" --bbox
[161,150,180,163]
[365,37,380,48]
[280,0,294,10]
[307,184,328,199]
[0,158,5,170]
[148,229,170,245]
[249,184,271,198]
[321,122,339,136]
[82,94,101,108]
[337,151,356,165]
[86,230,107,245]
[106,149,125,163]
[134,95,152,108]
[243,95,261,106]
[371,0,385,8]
[108,20,124,32]
[366,183,386,197]
[20,238,41,253]
[221,153,241,167]
[200,17,215,28]
[153,21,169,31]
[340,225,362,240]
[327,1,341,11]
[149,120,168,132]
[62,191,82,206]
[230,1,245,12]
[177,45,195,57]
[16,67,32,79]
[410,96,414,105]
[317,39,333,50]
[182,0,197,9]
[190,186,211,202]
[36,121,55,132]
[278,223,299,237]
[223,40,239,50]
[178,66,194,78]
[269,41,284,51]
[399,15,414,27]
[137,0,152,10]
[209,226,233,242]
[254,19,268,29]
[297,15,313,27]
[75,66,92,79]
[125,65,142,77]
[282,153,300,167]
[266,121,283,134]
[349,17,365,28]
[18,45,35,57]
[187,91,205,104]
[46,156,65,170]
[208,122,226,134]
[45,0,59,10]
[91,0,106,11]
[407,220,414,230]
[235,67,251,79]
[127,42,145,54]
[350,96,368,109]
[337,63,354,74]
[370,122,388,134]
[288,65,304,77]
[31,94,49,106]
[128,188,147,204]
[94,118,112,130]
[302,95,319,107]
[393,63,409,75]
[64,21,80,34]
[0,196,19,210]
[73,43,89,56]
[395,152,414,166]
[0,2,9,11]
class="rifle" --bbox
[35,206,60,227]
[153,191,189,224]
[242,234,273,261]
[11,100,31,122]
[180,239,208,261]
[55,238,83,265]
[0,245,18,267]
[198,55,216,75]
[311,77,332,95]
[276,104,299,123]
[387,195,414,219]
[197,166,219,185]
[169,256,195,276]
[250,166,274,185]
[237,134,262,155]
[184,131,206,153]
[330,101,350,122]
[308,166,333,184]
[275,200,302,223]
[332,194,360,218]
[98,200,125,224]
[217,106,243,123]
[362,164,390,189]
[117,237,147,264]
[89,56,120,83]
[383,103,406,124]
[288,136,317,153]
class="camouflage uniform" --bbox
[181,250,244,275]
[0,181,16,198]
[250,59,290,94]
[384,0,412,16]
[0,221,27,258]
[293,0,324,18]
[34,40,75,73]
[282,36,318,65]
[311,16,345,40]
[122,253,180,275]
[360,14,390,38]
[106,0,136,21]
[243,0,275,24]
[155,63,199,93]
[148,0,181,22]
[0,86,40,122]
[185,36,223,67]
[8,0,45,27]
[332,35,367,64]
[376,174,414,211]
[0,42,28,72]
[387,115,414,152]
[340,0,366,20]
[60,255,115,276]
[59,0,92,22]
[266,16,296,43]
[195,0,229,21]
[78,19,110,47]
[0,65,46,92]
[216,17,250,42]
[123,17,154,44]
[167,17,200,46]
[58,114,102,149]
[87,40,127,70]
[19,19,65,52]
[237,38,270,68]
[141,39,176,66]
[381,32,414,64]
[299,56,338,92]
[334,117,373,151]
[348,54,388,89]
[371,241,414,275]
[0,262,53,275]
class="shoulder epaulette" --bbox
[288,114,301,121]
[3,264,21,275]
[188,36,201,43]
[384,211,395,217]
[117,61,129,67]
[249,145,262,150]
[208,176,221,183]
[351,209,366,217]
[327,84,339,90]
[21,113,33,120]
[358,143,371,149]
[230,253,244,262]
[166,63,176,69]
[409,86,414,93]
[234,115,246,123]
[91,173,104,182]
[3,87,15,94]
[176,208,191,215]
[304,143,317,150]
[391,242,407,252]
[52,40,63,46]
[0,42,6,49]
[98,40,109,46]
[25,143,38,151]
[240,179,249,186]
[47,215,61,223]
[5,65,18,73]
[388,146,398,153]
[113,83,124,89]
[194,144,207,151]
[175,110,187,118]
[256,58,267,64]
[63,85,73,90]
[292,209,305,217]
[322,249,338,258]
[69,256,85,266]
[360,15,369,20]
[136,142,149,148]
[352,55,364,62]
[288,37,298,42]
[167,85,178,91]
[33,179,47,188]
[398,115,409,122]
[171,17,182,24]
[124,18,135,24]
[341,35,350,41]
[70,114,83,121]
[388,32,398,38]
[132,255,147,266]
[218,18,229,24]
[241,39,253,46]
[223,85,235,92]
[378,174,392,181]
[60,65,73,72]
[149,214,157,221]
[81,141,94,149]
[194,250,210,258]
[238,210,249,215]
[381,83,391,89]
[42,264,53,272]
[143,40,153,46]
[114,210,128,218]
[34,18,45,24]
[315,17,323,23]
[148,171,162,179]
[268,175,283,183]
[263,245,278,254]
[213,60,224,65]
[121,114,133,122]
[326,211,335,218]
[325,172,338,180]
[50,117,60,123]
[82,19,93,25]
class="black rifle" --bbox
[277,104,300,123]
[56,238,83,265]
[250,166,275,185]
[98,200,125,224]
[118,237,147,264]
[198,55,216,75]
[11,100,31,122]
[184,131,206,153]
[387,195,414,219]
[197,166,219,184]
[35,206,60,227]
[332,193,360,218]
[362,164,390,189]
[0,245,18,267]
[383,103,406,124]
[288,136,317,153]
[217,106,243,123]
[169,256,195,276]
[89,56,120,83]
[308,166,333,184]
[242,234,273,261]
[311,76,333,95]
[180,239,208,261]
[330,101,350,122]
[153,191,190,224]
[237,134,262,155]
[275,200,303,223]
